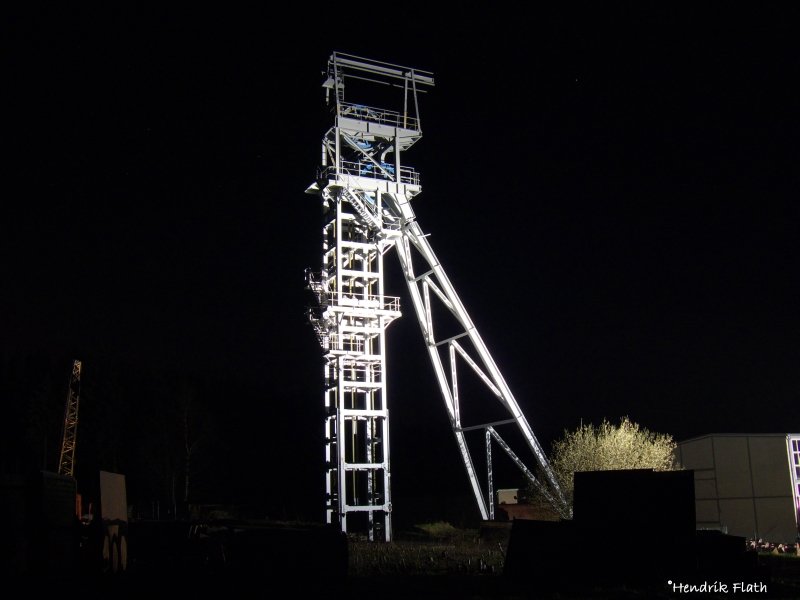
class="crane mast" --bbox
[307,53,568,542]
[58,359,82,478]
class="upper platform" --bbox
[324,52,435,137]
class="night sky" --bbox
[4,7,798,521]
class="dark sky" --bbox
[4,7,799,510]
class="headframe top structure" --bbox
[307,52,567,543]
[324,52,434,131]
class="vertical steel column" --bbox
[486,429,495,520]
[307,54,423,540]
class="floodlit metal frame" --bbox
[58,359,82,478]
[788,434,800,535]
[307,53,569,541]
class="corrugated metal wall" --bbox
[676,433,798,543]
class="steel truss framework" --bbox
[307,53,568,541]
[789,434,800,534]
[58,359,82,478]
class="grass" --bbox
[413,521,462,538]
[345,526,800,599]
[348,522,507,577]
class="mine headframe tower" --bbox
[306,52,569,542]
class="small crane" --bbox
[57,359,82,478]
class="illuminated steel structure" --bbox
[58,359,82,478]
[307,53,568,541]
[789,435,800,535]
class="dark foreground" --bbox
[12,520,800,599]
[20,557,800,600]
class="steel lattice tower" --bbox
[307,53,569,541]
[58,359,82,478]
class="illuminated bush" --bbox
[531,416,679,510]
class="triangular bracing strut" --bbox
[388,193,570,520]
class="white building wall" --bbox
[676,433,798,543]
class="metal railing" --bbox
[320,163,419,186]
[329,291,400,312]
[338,102,419,130]
[327,363,383,383]
[307,272,401,313]
[325,334,364,354]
